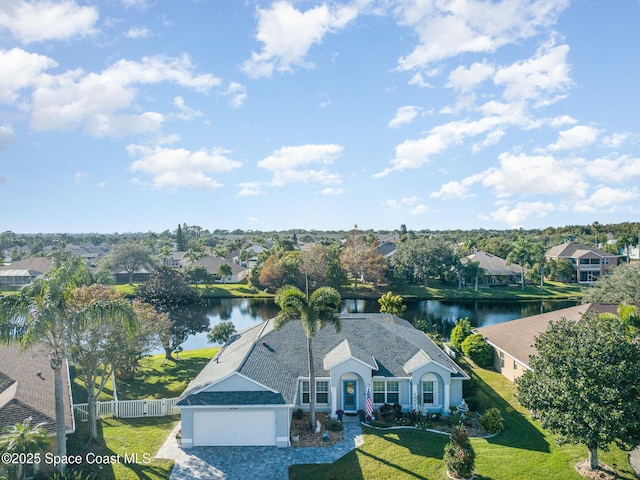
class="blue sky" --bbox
[1,0,640,233]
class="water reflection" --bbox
[175,297,577,352]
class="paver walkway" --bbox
[630,445,640,479]
[156,422,364,480]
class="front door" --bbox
[343,380,357,411]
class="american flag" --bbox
[365,385,373,416]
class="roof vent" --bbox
[262,342,275,353]
[36,372,45,380]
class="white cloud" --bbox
[388,106,421,128]
[395,0,569,70]
[238,182,263,196]
[547,125,600,151]
[225,82,247,108]
[410,204,428,215]
[128,145,241,189]
[602,133,628,148]
[493,41,572,104]
[0,125,15,150]
[574,186,640,213]
[549,115,577,127]
[74,171,89,183]
[258,144,344,186]
[121,0,150,9]
[322,187,345,195]
[486,201,555,226]
[126,26,151,39]
[408,72,432,88]
[173,96,202,121]
[431,181,471,200]
[384,196,425,214]
[447,61,495,92]
[242,1,358,78]
[0,0,98,43]
[0,48,57,103]
[481,152,587,199]
[30,54,220,135]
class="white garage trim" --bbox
[193,409,276,446]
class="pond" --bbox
[176,297,578,351]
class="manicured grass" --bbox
[112,282,272,298]
[67,415,177,480]
[72,347,219,402]
[290,362,636,480]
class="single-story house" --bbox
[190,256,249,283]
[474,303,621,381]
[177,313,469,448]
[0,343,75,476]
[546,242,618,284]
[462,251,521,285]
[0,257,53,288]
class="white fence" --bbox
[73,398,180,422]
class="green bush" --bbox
[326,419,344,432]
[461,333,494,367]
[479,407,504,434]
[444,425,475,479]
[451,318,473,349]
[293,408,304,420]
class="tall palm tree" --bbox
[0,418,50,480]
[273,285,341,429]
[506,237,533,292]
[0,256,91,471]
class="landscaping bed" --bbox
[290,412,343,447]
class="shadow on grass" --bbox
[465,363,550,453]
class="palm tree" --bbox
[506,237,533,292]
[218,264,232,284]
[273,285,341,429]
[0,418,50,480]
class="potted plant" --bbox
[336,409,344,421]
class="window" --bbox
[513,359,517,370]
[316,381,329,404]
[422,382,434,404]
[301,380,329,404]
[500,351,505,368]
[373,380,399,404]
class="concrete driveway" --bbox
[156,422,364,480]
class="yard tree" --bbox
[0,256,92,472]
[135,266,209,360]
[0,418,50,480]
[506,237,535,291]
[378,291,407,317]
[175,224,187,251]
[218,263,232,284]
[583,263,640,304]
[207,320,236,344]
[66,284,137,442]
[274,285,341,430]
[515,314,640,471]
[99,241,154,285]
[450,318,473,349]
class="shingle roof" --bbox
[474,303,623,369]
[464,251,521,276]
[546,242,617,259]
[0,257,53,275]
[179,313,468,407]
[0,343,74,434]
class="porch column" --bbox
[330,386,337,419]
[412,383,418,411]
[444,382,450,416]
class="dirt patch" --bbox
[575,460,617,480]
[290,412,343,448]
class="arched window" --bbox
[421,373,438,406]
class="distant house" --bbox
[159,251,186,268]
[474,303,621,381]
[462,251,521,285]
[545,242,618,284]
[177,313,468,448]
[191,256,249,283]
[0,343,75,476]
[376,242,396,263]
[0,257,53,288]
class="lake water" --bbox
[177,297,578,351]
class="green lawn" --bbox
[67,416,178,480]
[290,362,636,480]
[112,282,271,298]
[71,347,219,402]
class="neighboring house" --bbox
[376,242,396,265]
[0,257,53,288]
[177,313,469,448]
[545,242,618,284]
[63,243,111,267]
[0,343,75,476]
[110,268,152,284]
[190,256,249,283]
[474,303,621,381]
[159,251,186,268]
[230,244,266,269]
[461,251,521,285]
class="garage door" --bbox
[192,409,276,446]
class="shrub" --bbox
[451,318,473,349]
[326,419,344,432]
[444,425,476,479]
[479,407,504,434]
[293,408,304,420]
[461,333,494,367]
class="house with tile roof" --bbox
[0,343,75,475]
[177,313,469,448]
[546,242,618,284]
[474,303,621,381]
